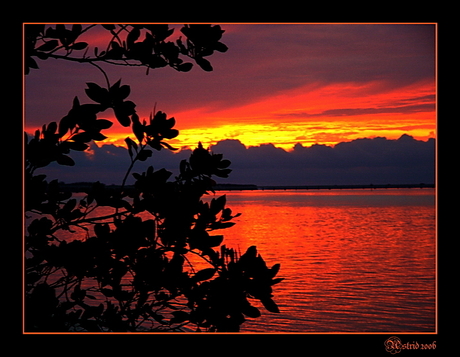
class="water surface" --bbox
[34,188,436,333]
[216,188,436,333]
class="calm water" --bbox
[35,188,436,333]
[217,188,436,333]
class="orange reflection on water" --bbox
[216,189,436,332]
[39,189,435,332]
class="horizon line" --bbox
[58,182,435,192]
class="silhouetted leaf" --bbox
[131,113,144,143]
[114,101,136,127]
[178,62,193,72]
[95,119,113,129]
[211,195,226,214]
[91,132,107,141]
[170,310,189,324]
[160,141,179,151]
[241,246,257,261]
[72,96,80,108]
[195,57,213,71]
[193,268,216,282]
[214,42,228,52]
[241,303,261,318]
[47,122,57,134]
[59,115,75,137]
[70,285,86,301]
[71,42,88,50]
[106,41,125,59]
[147,139,161,151]
[271,278,284,285]
[71,24,82,34]
[102,288,114,297]
[82,303,104,319]
[27,217,53,236]
[127,27,141,46]
[66,141,89,151]
[145,24,174,41]
[94,223,110,239]
[261,297,280,313]
[57,155,75,166]
[208,235,224,248]
[179,159,188,175]
[111,198,132,211]
[212,222,235,230]
[148,55,168,68]
[85,82,110,104]
[137,149,152,161]
[165,117,176,129]
[125,137,137,158]
[72,131,93,143]
[218,159,231,169]
[214,169,232,178]
[117,85,131,101]
[35,52,49,60]
[63,198,77,213]
[26,56,39,71]
[162,128,179,139]
[270,263,281,278]
[45,26,57,38]
[221,208,235,221]
[110,79,131,101]
[36,40,59,52]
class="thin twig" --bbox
[89,61,111,90]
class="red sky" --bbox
[25,23,436,151]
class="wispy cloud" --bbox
[25,23,436,151]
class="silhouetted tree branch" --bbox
[24,23,283,333]
[25,24,228,75]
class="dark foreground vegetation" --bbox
[24,24,283,332]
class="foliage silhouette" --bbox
[24,24,283,332]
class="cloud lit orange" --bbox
[25,24,436,152]
[94,77,435,151]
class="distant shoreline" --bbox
[58,182,435,193]
[254,183,435,191]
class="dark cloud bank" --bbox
[39,134,435,187]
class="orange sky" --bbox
[101,78,436,151]
[25,24,436,152]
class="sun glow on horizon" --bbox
[81,118,435,153]
[133,79,434,150]
[25,78,436,152]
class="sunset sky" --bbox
[24,23,436,185]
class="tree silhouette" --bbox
[24,24,283,332]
